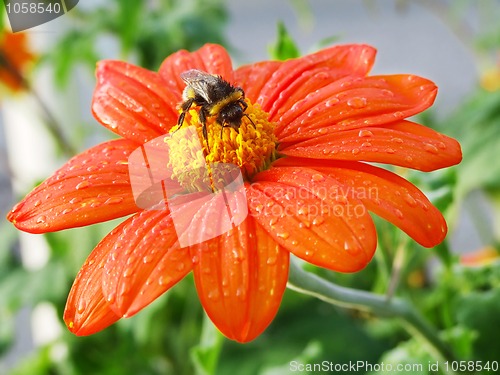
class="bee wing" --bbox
[181,69,220,103]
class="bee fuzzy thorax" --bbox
[208,90,244,117]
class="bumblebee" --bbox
[177,69,254,150]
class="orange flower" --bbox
[0,31,35,92]
[461,246,499,267]
[7,44,462,342]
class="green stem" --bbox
[287,259,457,365]
[29,87,78,157]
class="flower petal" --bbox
[159,44,234,94]
[92,60,180,144]
[249,44,376,114]
[249,167,377,272]
[7,139,139,233]
[275,158,447,247]
[101,209,193,318]
[190,202,289,343]
[64,242,120,336]
[280,120,462,172]
[276,74,437,142]
[234,61,282,104]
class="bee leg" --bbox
[220,121,225,139]
[239,99,255,128]
[244,114,255,128]
[199,108,210,152]
[176,98,195,131]
[177,112,186,130]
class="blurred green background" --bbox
[1,0,500,374]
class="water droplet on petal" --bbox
[326,98,340,107]
[123,267,133,278]
[424,143,439,154]
[437,141,447,150]
[393,111,404,118]
[381,89,395,97]
[267,256,277,265]
[385,148,396,154]
[143,255,153,264]
[341,81,352,88]
[90,199,104,208]
[105,197,124,205]
[394,209,404,219]
[420,201,430,211]
[312,216,325,226]
[358,129,374,138]
[236,287,246,300]
[177,262,186,272]
[70,197,82,204]
[77,300,86,314]
[351,148,360,155]
[347,97,367,109]
[36,215,47,224]
[299,221,311,228]
[297,206,308,215]
[207,289,220,301]
[158,276,165,286]
[311,173,325,182]
[277,232,290,240]
[106,293,116,303]
[404,194,418,207]
[76,181,90,190]
[34,200,41,207]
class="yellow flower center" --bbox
[167,99,277,192]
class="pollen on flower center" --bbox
[167,99,277,192]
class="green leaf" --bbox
[366,335,454,375]
[268,21,300,61]
[116,0,144,55]
[43,29,99,87]
[190,315,223,375]
[455,286,500,361]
